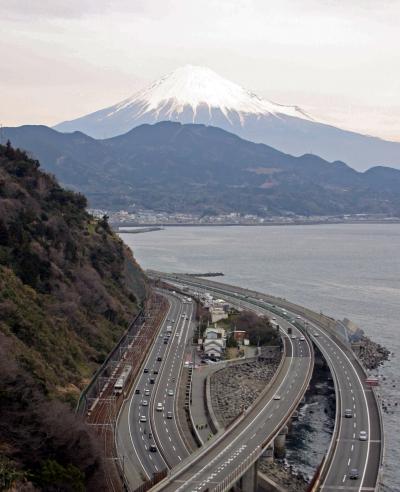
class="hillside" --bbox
[53,65,400,172]
[0,143,147,490]
[4,122,400,217]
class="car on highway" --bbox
[313,332,319,337]
[135,388,140,394]
[157,356,162,361]
[359,430,368,441]
[300,336,305,341]
[291,335,297,340]
[153,370,159,375]
[164,339,168,344]
[150,378,155,384]
[168,389,174,396]
[144,389,150,396]
[156,402,164,412]
[349,468,359,480]
[143,368,149,373]
[141,400,148,406]
[272,317,276,321]
[139,415,147,423]
[273,394,281,400]
[149,444,157,453]
[167,411,173,419]
[344,408,353,418]
[296,316,301,319]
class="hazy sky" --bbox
[1,0,399,141]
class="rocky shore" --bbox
[353,335,390,370]
[258,460,308,492]
[210,356,280,428]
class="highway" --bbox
[308,324,381,490]
[116,291,195,489]
[151,280,314,491]
[151,273,383,492]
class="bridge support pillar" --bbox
[241,459,258,492]
[262,443,274,463]
[274,425,288,459]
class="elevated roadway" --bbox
[149,275,314,492]
[152,272,383,492]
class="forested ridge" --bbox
[0,142,147,490]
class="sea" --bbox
[120,223,400,491]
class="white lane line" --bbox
[343,474,346,483]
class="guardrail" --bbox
[150,276,314,492]
[308,341,342,491]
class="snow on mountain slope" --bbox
[54,65,400,171]
[107,65,312,123]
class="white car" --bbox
[272,317,277,321]
[296,316,301,319]
[141,400,148,406]
[300,336,305,341]
[291,335,297,340]
[140,415,147,423]
[273,394,281,400]
[144,389,150,396]
[156,402,164,412]
[359,430,368,441]
[168,389,174,396]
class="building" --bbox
[209,306,228,323]
[203,326,226,359]
[233,330,247,344]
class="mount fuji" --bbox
[54,65,400,171]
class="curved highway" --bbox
[152,273,383,492]
[150,278,314,492]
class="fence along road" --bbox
[150,275,314,492]
[152,272,383,492]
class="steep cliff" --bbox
[0,142,147,490]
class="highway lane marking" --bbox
[351,444,354,452]
[342,474,346,482]
[347,458,351,466]
[174,323,300,489]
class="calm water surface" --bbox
[120,224,400,490]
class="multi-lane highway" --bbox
[150,283,314,492]
[308,323,381,490]
[150,273,383,492]
[116,291,195,489]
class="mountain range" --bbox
[54,65,400,172]
[4,121,400,217]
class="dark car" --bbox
[150,378,155,384]
[157,356,162,362]
[144,368,149,373]
[349,468,359,480]
[135,388,140,394]
[153,370,159,375]
[149,444,157,453]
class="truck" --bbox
[113,364,132,395]
[287,326,292,335]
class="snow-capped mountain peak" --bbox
[110,64,312,123]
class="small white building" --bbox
[203,326,226,359]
